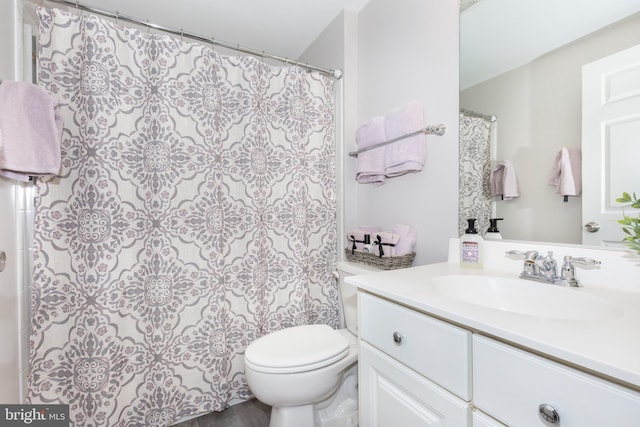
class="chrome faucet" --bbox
[557,256,601,287]
[506,250,601,287]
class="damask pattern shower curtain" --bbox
[29,7,337,426]
[459,112,493,236]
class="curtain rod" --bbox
[38,0,343,79]
[460,108,497,122]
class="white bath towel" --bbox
[391,224,417,256]
[346,230,373,253]
[0,80,63,181]
[384,100,426,177]
[490,160,519,200]
[371,232,401,258]
[355,116,386,185]
[549,147,581,197]
[359,225,379,235]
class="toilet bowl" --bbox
[244,261,377,427]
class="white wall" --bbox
[302,0,460,266]
[353,0,460,265]
[299,10,359,259]
[0,0,28,404]
[461,14,640,244]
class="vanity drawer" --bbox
[473,335,640,427]
[358,291,472,400]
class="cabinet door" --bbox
[474,335,640,427]
[359,341,471,427]
[473,410,507,427]
[359,292,472,400]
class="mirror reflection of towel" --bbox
[549,147,582,197]
[490,160,519,200]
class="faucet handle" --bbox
[569,257,601,267]
[559,256,601,287]
[505,250,526,258]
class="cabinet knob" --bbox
[392,331,403,346]
[538,403,560,425]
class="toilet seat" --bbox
[245,324,349,374]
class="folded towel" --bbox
[371,232,401,258]
[391,225,417,256]
[355,116,386,185]
[549,147,581,197]
[359,225,379,234]
[490,160,519,200]
[384,100,426,177]
[346,230,372,253]
[0,80,63,181]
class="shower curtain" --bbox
[28,7,337,426]
[459,112,494,236]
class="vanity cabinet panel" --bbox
[473,335,640,427]
[359,341,472,427]
[473,410,507,427]
[359,292,472,400]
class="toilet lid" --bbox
[245,324,349,374]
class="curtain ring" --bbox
[74,0,79,8]
[146,20,150,33]
[115,11,119,26]
[180,29,184,41]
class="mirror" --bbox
[459,0,640,245]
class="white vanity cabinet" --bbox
[473,335,640,427]
[473,410,507,427]
[358,291,640,427]
[358,291,473,426]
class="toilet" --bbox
[244,261,377,427]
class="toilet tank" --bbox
[336,261,379,334]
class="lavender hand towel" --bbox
[371,232,401,258]
[490,160,519,200]
[549,147,581,196]
[355,116,386,185]
[0,80,63,181]
[346,230,373,253]
[391,224,417,256]
[384,100,426,177]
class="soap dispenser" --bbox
[485,218,504,240]
[460,218,483,268]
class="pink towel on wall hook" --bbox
[549,147,582,202]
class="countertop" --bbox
[346,261,640,391]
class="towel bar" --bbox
[348,124,446,158]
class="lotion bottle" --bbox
[460,218,483,268]
[485,218,504,240]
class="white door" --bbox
[582,44,640,246]
[359,342,472,427]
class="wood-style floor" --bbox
[172,399,271,427]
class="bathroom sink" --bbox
[429,275,623,320]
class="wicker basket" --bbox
[344,249,415,270]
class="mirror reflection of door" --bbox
[582,43,640,246]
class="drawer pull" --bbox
[392,331,403,346]
[538,403,560,425]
